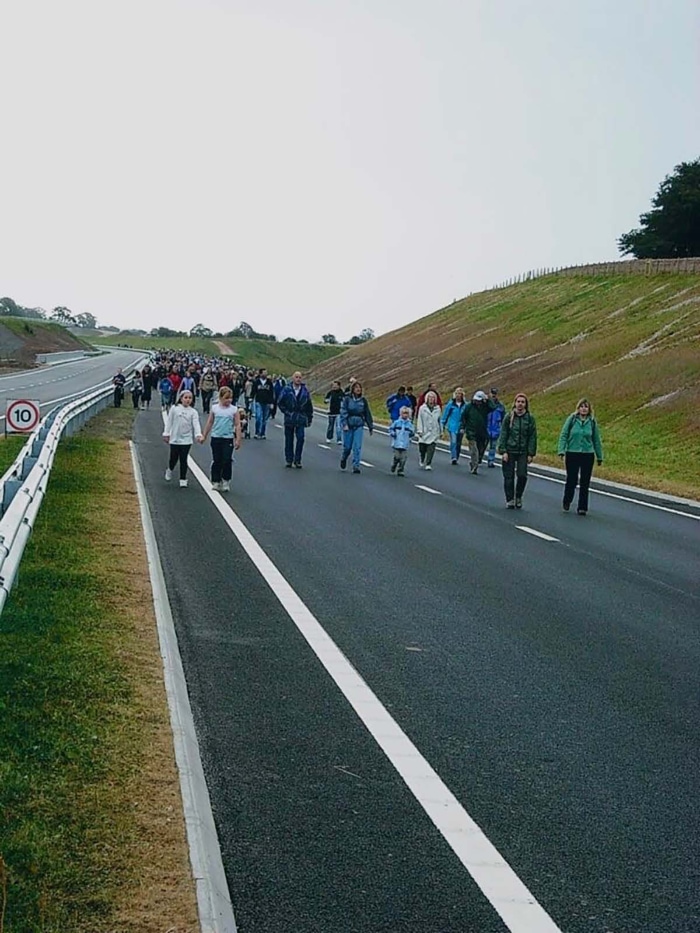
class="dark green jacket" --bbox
[497,411,537,456]
[460,400,495,441]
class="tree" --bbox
[150,326,184,338]
[618,158,700,258]
[75,312,98,329]
[51,306,76,325]
[0,297,21,316]
[190,323,213,337]
[321,333,338,344]
[346,327,374,345]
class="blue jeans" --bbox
[326,414,342,441]
[255,401,270,437]
[342,426,364,468]
[284,423,305,464]
[449,430,464,461]
[487,436,498,464]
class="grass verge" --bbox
[0,407,197,932]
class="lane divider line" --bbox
[516,525,560,542]
[187,456,563,933]
[318,443,331,449]
[415,485,442,496]
[131,444,238,933]
[359,460,374,468]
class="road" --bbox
[134,408,700,933]
[0,348,146,418]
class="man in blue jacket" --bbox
[486,387,506,467]
[277,371,314,468]
[385,386,411,422]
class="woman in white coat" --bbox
[162,391,204,487]
[415,391,442,470]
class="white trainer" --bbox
[179,479,188,488]
[425,465,432,471]
[211,480,222,491]
[221,480,230,492]
[164,468,173,481]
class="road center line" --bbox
[188,457,562,932]
[516,525,560,542]
[415,484,442,495]
[317,443,331,449]
[359,460,374,468]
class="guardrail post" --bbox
[21,457,38,479]
[2,479,23,514]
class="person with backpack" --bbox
[498,393,537,509]
[340,381,373,474]
[440,387,467,464]
[486,387,506,468]
[277,371,314,468]
[461,390,496,474]
[558,398,604,515]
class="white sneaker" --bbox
[221,480,230,492]
[211,480,222,491]
[425,464,432,471]
[165,468,173,481]
[179,479,188,488]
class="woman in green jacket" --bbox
[558,398,604,515]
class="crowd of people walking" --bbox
[116,352,605,514]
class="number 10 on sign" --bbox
[5,399,41,435]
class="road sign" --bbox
[6,399,41,434]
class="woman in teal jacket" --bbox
[558,398,604,515]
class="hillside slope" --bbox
[0,317,93,368]
[91,333,345,372]
[307,273,700,498]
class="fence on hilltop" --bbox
[490,256,700,291]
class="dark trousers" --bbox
[210,437,234,482]
[418,442,436,465]
[285,423,305,464]
[168,444,191,480]
[113,386,124,407]
[502,453,529,502]
[201,390,214,413]
[564,452,595,512]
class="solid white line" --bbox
[131,444,237,933]
[415,484,442,496]
[529,473,700,521]
[516,525,560,542]
[187,457,563,933]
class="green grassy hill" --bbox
[0,317,93,367]
[91,333,345,372]
[306,272,700,498]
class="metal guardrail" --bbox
[0,356,149,614]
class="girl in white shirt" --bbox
[162,391,204,488]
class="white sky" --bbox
[2,0,698,341]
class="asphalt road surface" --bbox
[0,348,145,417]
[136,408,699,933]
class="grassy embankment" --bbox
[92,332,346,373]
[307,272,700,499]
[0,410,197,933]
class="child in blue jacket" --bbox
[389,406,415,476]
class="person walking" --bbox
[131,370,143,409]
[112,368,126,407]
[558,398,604,515]
[324,380,344,443]
[440,387,467,464]
[252,368,275,438]
[461,390,494,474]
[340,381,374,473]
[278,371,314,468]
[385,385,412,423]
[162,391,204,488]
[389,406,415,476]
[498,393,537,509]
[201,386,242,492]
[200,367,218,414]
[486,387,506,468]
[141,364,153,410]
[159,374,174,411]
[178,370,197,405]
[415,391,442,470]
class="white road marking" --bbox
[415,484,442,495]
[516,525,560,542]
[359,460,374,468]
[274,423,283,429]
[318,443,331,449]
[187,457,564,933]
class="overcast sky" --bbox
[2,0,698,341]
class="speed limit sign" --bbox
[6,399,41,434]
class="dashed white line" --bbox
[415,485,442,496]
[318,443,331,449]
[359,460,374,468]
[516,525,560,542]
[186,457,564,933]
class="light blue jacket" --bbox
[441,399,466,434]
[389,418,415,449]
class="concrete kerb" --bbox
[130,442,238,933]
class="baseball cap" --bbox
[473,390,488,401]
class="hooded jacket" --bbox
[498,409,537,456]
[340,394,374,431]
[461,400,495,440]
[278,383,314,427]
